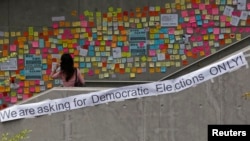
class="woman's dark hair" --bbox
[60,53,74,82]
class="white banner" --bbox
[0,52,247,122]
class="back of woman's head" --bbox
[60,53,74,81]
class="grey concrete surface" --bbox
[0,52,250,141]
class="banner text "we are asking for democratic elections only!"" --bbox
[0,52,247,122]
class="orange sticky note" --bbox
[35,86,40,93]
[131,67,137,73]
[47,83,53,88]
[24,81,29,87]
[119,68,125,74]
[24,88,29,94]
[43,75,49,81]
[94,69,100,74]
[136,68,143,73]
[155,67,161,72]
[149,68,155,73]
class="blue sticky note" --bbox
[42,64,48,69]
[154,34,160,39]
[207,27,213,33]
[92,33,97,39]
[58,45,63,51]
[108,35,112,40]
[80,62,86,68]
[159,39,164,44]
[88,51,95,56]
[79,39,84,45]
[179,17,184,23]
[220,0,226,4]
[169,35,175,40]
[164,34,169,38]
[168,49,173,54]
[122,58,126,63]
[170,39,175,43]
[155,40,160,45]
[117,41,123,46]
[89,46,94,51]
[152,57,157,62]
[39,39,44,48]
[179,49,184,54]
[195,15,201,21]
[20,70,25,75]
[96,57,101,61]
[197,20,203,26]
[86,63,92,68]
[160,28,168,33]
[160,67,166,73]
[100,52,106,56]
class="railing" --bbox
[159,35,250,81]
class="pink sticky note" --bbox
[122,46,129,52]
[72,43,77,48]
[138,42,145,47]
[17,88,23,94]
[79,14,85,20]
[148,50,156,56]
[53,48,59,53]
[212,8,219,15]
[190,36,196,41]
[63,48,69,53]
[35,80,40,85]
[192,48,199,53]
[42,48,48,53]
[80,21,88,27]
[207,9,212,15]
[195,28,200,33]
[203,41,209,47]
[88,69,94,76]
[19,81,24,87]
[220,15,226,22]
[46,70,51,75]
[201,29,207,34]
[18,59,24,64]
[86,28,91,32]
[159,44,165,50]
[5,96,11,102]
[247,3,250,10]
[30,87,35,92]
[0,93,3,98]
[199,4,205,10]
[189,10,195,16]
[22,94,29,100]
[42,54,47,58]
[52,23,59,29]
[85,40,90,45]
[29,49,36,54]
[32,41,39,47]
[192,3,199,9]
[189,16,196,23]
[168,28,175,34]
[196,36,203,41]
[181,11,188,17]
[187,27,194,34]
[106,41,111,46]
[213,28,220,34]
[95,41,100,46]
[11,97,17,103]
[10,44,16,51]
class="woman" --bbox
[50,53,85,87]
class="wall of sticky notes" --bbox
[0,0,250,108]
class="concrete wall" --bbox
[1,50,250,141]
